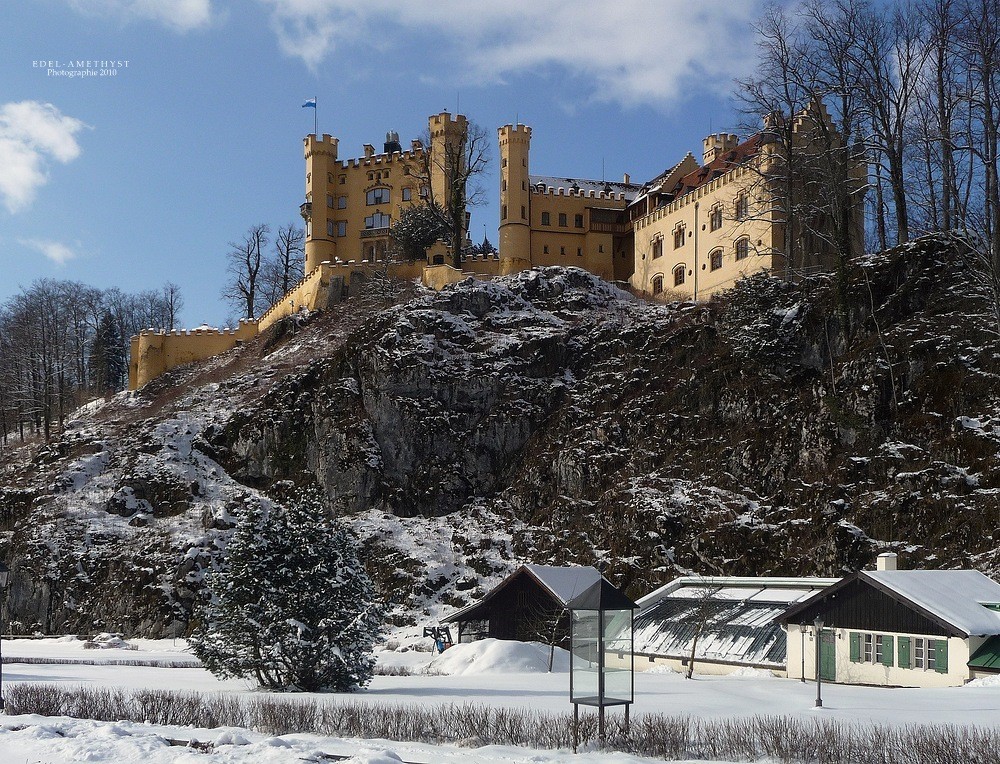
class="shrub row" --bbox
[7,683,1000,763]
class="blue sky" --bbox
[1,0,769,326]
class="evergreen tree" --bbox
[190,492,383,692]
[390,202,449,260]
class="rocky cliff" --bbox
[1,234,998,636]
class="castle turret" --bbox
[498,123,531,272]
[702,133,739,165]
[303,133,339,273]
[429,112,469,213]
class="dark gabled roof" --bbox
[778,570,1000,638]
[442,564,602,624]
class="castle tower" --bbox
[498,123,531,270]
[303,133,339,273]
[428,112,469,216]
[702,133,739,165]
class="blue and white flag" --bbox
[302,98,317,109]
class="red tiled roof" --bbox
[668,134,763,200]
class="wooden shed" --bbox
[443,564,603,645]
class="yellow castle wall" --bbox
[128,320,259,390]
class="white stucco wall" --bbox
[786,624,975,688]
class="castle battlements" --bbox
[531,185,628,202]
[633,162,755,232]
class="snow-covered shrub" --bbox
[189,493,384,692]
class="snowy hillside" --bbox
[1,235,999,636]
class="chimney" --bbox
[363,143,375,159]
[876,552,898,571]
[623,173,630,185]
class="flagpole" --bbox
[314,95,318,136]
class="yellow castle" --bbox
[129,105,862,390]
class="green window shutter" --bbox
[881,636,894,666]
[935,640,949,673]
[850,631,861,662]
[898,636,911,668]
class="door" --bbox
[820,630,836,681]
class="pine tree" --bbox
[190,492,383,692]
[390,202,449,260]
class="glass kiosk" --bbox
[567,578,637,750]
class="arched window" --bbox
[735,193,749,221]
[673,224,686,249]
[710,248,723,271]
[652,275,664,295]
[710,205,723,231]
[673,264,686,286]
[366,188,390,206]
[735,237,749,260]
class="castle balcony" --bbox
[360,226,390,239]
[299,201,312,221]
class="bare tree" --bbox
[683,579,725,680]
[222,224,270,320]
[406,121,491,268]
[259,223,305,308]
[162,282,184,331]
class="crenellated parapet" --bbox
[128,320,259,390]
[530,185,629,202]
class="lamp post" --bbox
[813,615,824,709]
[0,562,9,712]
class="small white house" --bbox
[780,553,1000,688]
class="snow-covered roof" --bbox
[632,576,838,667]
[523,564,603,605]
[637,576,839,610]
[862,570,1000,637]
[443,565,603,624]
[528,175,642,201]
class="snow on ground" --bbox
[7,636,1000,762]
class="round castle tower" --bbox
[303,133,339,273]
[498,123,532,274]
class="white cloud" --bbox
[0,101,86,214]
[65,0,214,32]
[257,0,762,107]
[20,238,78,266]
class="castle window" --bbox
[327,195,334,208]
[673,264,686,286]
[307,173,311,183]
[541,212,551,225]
[735,193,749,220]
[577,247,582,256]
[305,220,312,237]
[502,204,507,219]
[521,206,526,220]
[599,244,604,253]
[338,196,347,209]
[673,224,685,249]
[367,172,374,181]
[402,188,412,201]
[558,213,567,227]
[503,179,507,191]
[366,188,390,205]
[502,158,508,167]
[365,212,390,229]
[522,181,526,190]
[560,246,565,255]
[735,237,749,260]
[710,206,723,231]
[328,173,334,183]
[420,186,429,198]
[710,248,723,271]
[339,175,346,185]
[652,237,663,259]
[543,245,549,254]
[575,214,584,228]
[652,275,664,295]
[327,220,335,236]
[337,221,346,237]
